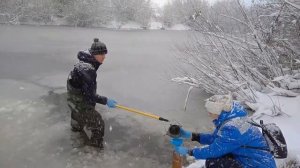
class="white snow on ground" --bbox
[187,92,300,168]
[104,22,191,30]
[103,21,190,30]
[104,21,157,30]
[254,92,300,167]
[187,159,206,168]
[168,24,191,31]
[149,21,163,30]
[121,21,143,30]
[104,20,121,29]
[95,21,144,30]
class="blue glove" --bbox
[107,99,117,108]
[179,128,192,139]
[170,138,183,147]
[174,146,189,156]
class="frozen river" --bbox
[0,25,211,168]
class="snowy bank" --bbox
[1,19,193,31]
[187,92,300,168]
[167,24,191,31]
[104,22,190,30]
[120,21,144,30]
[149,21,163,30]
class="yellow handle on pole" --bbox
[116,105,169,122]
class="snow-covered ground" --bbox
[167,24,191,31]
[111,22,190,30]
[187,92,300,168]
[254,92,300,168]
[149,21,163,30]
[101,21,190,30]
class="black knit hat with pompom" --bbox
[90,38,107,55]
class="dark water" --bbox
[0,25,211,168]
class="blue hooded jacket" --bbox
[191,102,276,168]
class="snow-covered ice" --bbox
[0,25,210,168]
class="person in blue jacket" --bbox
[170,94,276,168]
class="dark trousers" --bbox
[205,155,243,168]
[67,81,105,148]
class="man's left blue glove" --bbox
[107,99,117,108]
[179,128,192,139]
[170,138,183,147]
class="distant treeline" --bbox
[0,0,153,28]
[0,0,209,29]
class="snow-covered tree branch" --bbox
[173,0,300,103]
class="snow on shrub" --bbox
[173,0,300,103]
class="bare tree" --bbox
[174,0,300,103]
[162,0,209,27]
[111,0,153,28]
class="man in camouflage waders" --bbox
[67,38,117,148]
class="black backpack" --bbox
[249,120,288,159]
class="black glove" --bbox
[191,133,200,142]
